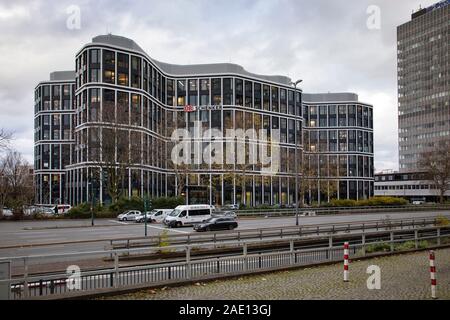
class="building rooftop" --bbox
[302,92,359,103]
[91,34,294,86]
[49,71,76,81]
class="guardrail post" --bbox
[290,240,294,265]
[39,279,43,296]
[390,232,394,252]
[187,235,191,245]
[260,229,263,240]
[362,233,366,256]
[415,230,419,249]
[23,258,28,298]
[328,236,333,261]
[216,258,220,273]
[437,228,441,246]
[376,222,378,231]
[114,252,119,288]
[280,229,283,239]
[243,243,248,271]
[186,246,191,279]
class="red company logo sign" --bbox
[184,105,196,112]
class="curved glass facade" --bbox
[65,37,303,207]
[34,75,76,205]
[34,35,374,207]
[303,94,374,202]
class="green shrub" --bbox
[395,241,416,251]
[66,203,93,219]
[157,229,172,254]
[327,197,408,208]
[365,242,391,253]
[108,196,144,214]
[418,240,429,249]
[361,197,408,206]
[436,215,450,227]
[329,199,358,207]
[151,196,185,210]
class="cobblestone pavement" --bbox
[105,248,450,300]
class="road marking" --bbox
[147,225,189,234]
[109,220,130,225]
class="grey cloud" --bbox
[0,0,438,170]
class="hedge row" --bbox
[324,197,409,207]
[65,196,185,219]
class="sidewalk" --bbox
[105,248,450,300]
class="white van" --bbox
[163,205,214,228]
[148,209,173,223]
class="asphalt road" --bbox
[0,210,448,260]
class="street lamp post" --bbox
[143,195,152,237]
[292,80,303,226]
[89,171,95,227]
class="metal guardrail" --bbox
[235,205,450,216]
[1,225,450,300]
[108,216,440,251]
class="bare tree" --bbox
[0,150,34,218]
[87,98,137,204]
[0,128,12,151]
[418,141,450,204]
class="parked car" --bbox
[148,209,173,223]
[1,208,13,217]
[214,211,237,219]
[163,205,213,228]
[412,200,425,205]
[134,212,151,223]
[300,211,317,217]
[29,206,55,217]
[117,210,142,221]
[54,204,72,214]
[194,217,238,232]
[223,204,239,211]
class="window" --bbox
[244,81,252,108]
[117,53,129,85]
[280,89,287,114]
[90,49,100,64]
[254,83,262,109]
[235,79,243,106]
[177,79,186,106]
[118,73,128,86]
[271,87,278,112]
[103,50,115,84]
[263,85,270,110]
[131,56,141,88]
[212,78,222,105]
[190,209,211,216]
[223,78,233,105]
[188,79,198,106]
[167,79,175,106]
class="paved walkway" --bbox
[105,248,450,300]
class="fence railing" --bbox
[235,204,450,216]
[108,216,441,251]
[1,225,449,300]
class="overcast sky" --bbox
[0,0,438,171]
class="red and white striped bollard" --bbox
[343,242,349,282]
[429,250,437,299]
